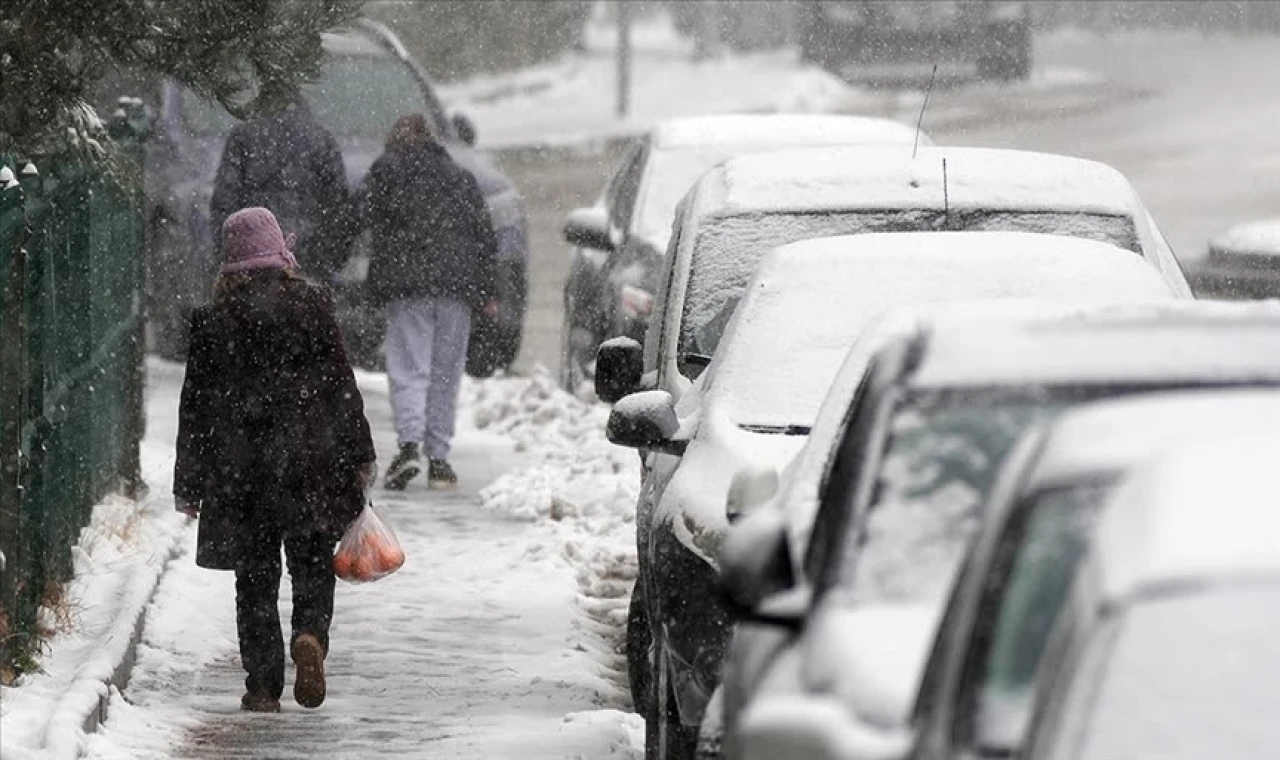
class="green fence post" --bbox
[0,158,28,665]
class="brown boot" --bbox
[240,692,281,713]
[291,633,327,708]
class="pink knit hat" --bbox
[220,207,299,274]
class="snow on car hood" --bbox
[658,404,807,568]
[802,602,942,729]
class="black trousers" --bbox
[234,505,338,700]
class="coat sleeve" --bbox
[174,309,217,503]
[210,128,246,246]
[308,287,376,470]
[459,171,500,306]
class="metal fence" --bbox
[0,118,147,672]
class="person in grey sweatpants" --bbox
[359,114,499,490]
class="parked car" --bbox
[595,145,1192,407]
[607,232,1175,760]
[797,1,1033,80]
[720,301,1280,760]
[1187,218,1280,299]
[143,19,528,374]
[559,114,926,393]
[726,389,1280,760]
[1023,430,1280,760]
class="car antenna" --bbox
[942,157,950,226]
[913,64,938,160]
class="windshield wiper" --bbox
[739,424,812,436]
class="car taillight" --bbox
[620,284,654,320]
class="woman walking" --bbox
[361,114,499,491]
[174,207,376,712]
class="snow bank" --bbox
[465,370,642,711]
[0,361,191,760]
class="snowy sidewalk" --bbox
[82,371,641,759]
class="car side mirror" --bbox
[726,465,779,524]
[563,206,614,252]
[452,112,477,146]
[595,336,643,403]
[720,509,799,624]
[605,390,687,455]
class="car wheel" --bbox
[627,581,654,716]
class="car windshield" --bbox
[182,55,441,140]
[679,210,1140,370]
[1073,587,1280,760]
[972,483,1111,754]
[839,387,1090,605]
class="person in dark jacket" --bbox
[210,87,352,282]
[174,207,376,713]
[360,113,498,490]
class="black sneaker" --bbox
[384,443,422,491]
[427,459,458,490]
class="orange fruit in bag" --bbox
[333,549,353,580]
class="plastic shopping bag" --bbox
[333,503,405,583]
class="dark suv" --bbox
[799,0,1033,80]
[142,20,527,373]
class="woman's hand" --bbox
[357,461,378,492]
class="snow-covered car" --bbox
[1023,430,1280,760]
[605,232,1176,760]
[144,19,528,373]
[559,113,926,394]
[1189,218,1280,299]
[735,389,1280,760]
[593,145,1192,406]
[721,301,1280,760]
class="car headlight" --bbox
[619,284,654,321]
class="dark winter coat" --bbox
[174,273,376,570]
[211,104,353,281]
[360,141,499,308]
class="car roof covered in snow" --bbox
[1208,218,1280,256]
[701,231,1172,428]
[650,114,924,151]
[905,300,1280,390]
[1090,430,1280,604]
[1021,389,1280,492]
[686,146,1144,221]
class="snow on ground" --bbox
[0,360,190,760]
[463,369,642,712]
[35,362,645,759]
[440,12,864,149]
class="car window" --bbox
[676,210,1140,379]
[805,349,904,587]
[839,388,1077,607]
[605,142,649,235]
[180,54,443,141]
[958,483,1111,755]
